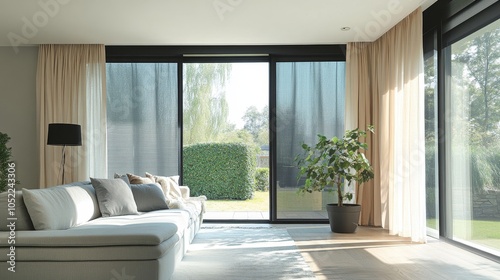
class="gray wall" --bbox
[0,46,39,189]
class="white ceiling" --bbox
[0,0,437,47]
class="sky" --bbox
[224,62,269,129]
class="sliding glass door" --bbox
[446,18,500,255]
[105,48,347,222]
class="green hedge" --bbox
[183,143,256,200]
[255,168,269,191]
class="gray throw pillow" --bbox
[114,173,131,184]
[90,178,138,217]
[130,183,169,212]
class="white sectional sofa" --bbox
[0,176,205,280]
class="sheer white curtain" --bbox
[37,44,107,187]
[346,8,427,242]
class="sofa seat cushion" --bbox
[0,221,178,248]
[0,209,192,248]
[0,237,179,262]
[0,207,203,264]
[0,219,180,262]
[81,209,191,238]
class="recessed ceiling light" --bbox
[340,27,351,31]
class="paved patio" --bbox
[203,211,328,220]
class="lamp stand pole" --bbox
[60,145,66,184]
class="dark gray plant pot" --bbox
[326,204,361,233]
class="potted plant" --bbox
[294,126,374,233]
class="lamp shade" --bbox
[47,123,82,146]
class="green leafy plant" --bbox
[254,168,269,191]
[294,126,375,207]
[0,132,18,193]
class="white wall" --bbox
[0,46,39,189]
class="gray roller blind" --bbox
[276,61,345,188]
[106,63,179,178]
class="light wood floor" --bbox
[274,224,500,280]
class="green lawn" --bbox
[428,218,500,238]
[205,191,269,211]
[427,218,437,229]
[427,218,500,250]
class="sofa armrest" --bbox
[179,186,190,199]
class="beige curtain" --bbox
[37,45,107,187]
[346,8,427,242]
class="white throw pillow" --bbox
[145,172,183,201]
[22,185,99,230]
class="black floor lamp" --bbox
[47,123,82,184]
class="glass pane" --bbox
[424,43,439,236]
[183,63,269,220]
[106,63,179,178]
[276,61,345,219]
[447,18,500,255]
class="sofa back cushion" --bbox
[0,190,35,231]
[22,184,100,230]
